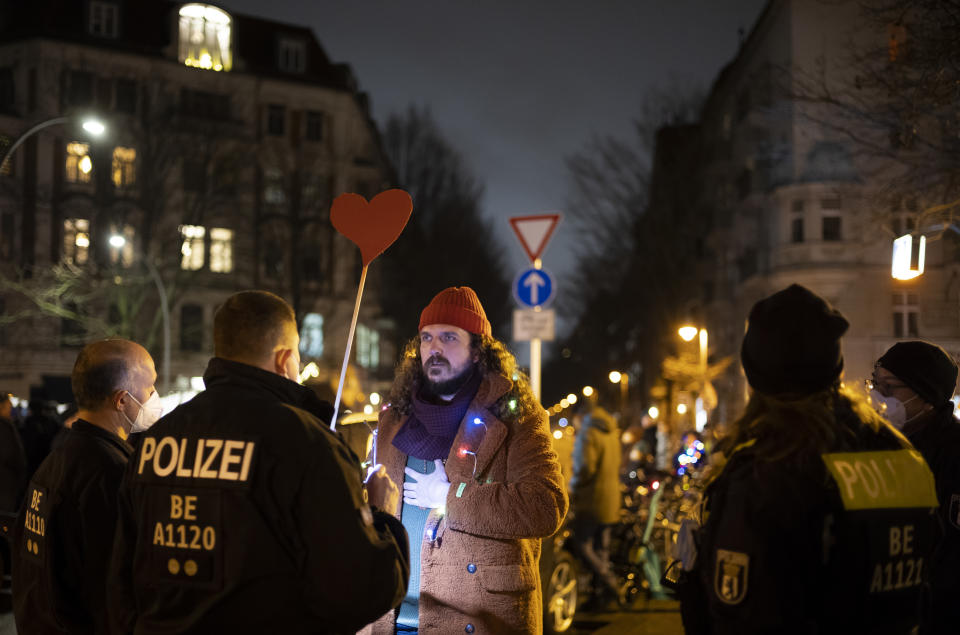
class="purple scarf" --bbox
[392,371,483,460]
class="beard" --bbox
[421,358,477,398]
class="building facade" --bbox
[661,0,960,425]
[0,0,396,407]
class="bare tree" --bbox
[546,86,704,404]
[379,105,511,343]
[790,0,960,234]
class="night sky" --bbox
[223,0,767,280]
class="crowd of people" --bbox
[0,282,957,634]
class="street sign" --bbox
[509,213,561,263]
[513,309,556,341]
[513,267,555,308]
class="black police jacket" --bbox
[684,413,938,635]
[108,358,409,635]
[904,406,960,634]
[12,419,133,635]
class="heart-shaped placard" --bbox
[330,189,413,266]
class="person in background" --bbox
[873,341,960,634]
[680,284,938,635]
[12,339,160,635]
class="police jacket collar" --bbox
[202,357,334,425]
[72,418,134,457]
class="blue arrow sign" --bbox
[513,267,555,308]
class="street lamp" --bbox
[109,233,170,397]
[609,370,628,414]
[678,325,709,432]
[0,115,106,170]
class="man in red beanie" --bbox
[362,286,568,635]
[873,341,960,634]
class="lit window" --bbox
[66,142,92,183]
[89,1,119,38]
[180,224,205,270]
[108,224,135,267]
[278,37,306,73]
[356,324,380,369]
[209,227,233,273]
[300,313,324,358]
[64,218,90,264]
[264,168,285,205]
[178,4,232,72]
[112,146,136,189]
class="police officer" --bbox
[12,339,160,634]
[874,341,960,634]
[108,290,408,634]
[679,285,939,634]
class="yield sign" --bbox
[509,213,561,263]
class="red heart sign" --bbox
[330,189,413,266]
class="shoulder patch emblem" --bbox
[949,494,960,530]
[715,549,749,605]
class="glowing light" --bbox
[553,430,563,440]
[472,417,483,426]
[677,403,688,415]
[297,361,319,384]
[558,417,568,427]
[651,480,660,490]
[78,155,93,174]
[677,467,686,475]
[608,371,622,384]
[695,441,705,451]
[457,446,468,458]
[892,234,926,280]
[582,386,594,397]
[629,470,637,479]
[108,234,126,248]
[363,405,374,415]
[560,398,569,409]
[508,399,517,411]
[75,234,90,248]
[678,326,698,342]
[648,406,659,420]
[369,392,381,406]
[82,119,105,136]
[566,393,578,405]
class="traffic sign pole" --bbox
[510,214,562,405]
[531,258,542,402]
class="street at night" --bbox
[3,0,960,633]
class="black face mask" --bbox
[421,363,477,399]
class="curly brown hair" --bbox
[387,333,542,424]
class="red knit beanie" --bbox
[419,287,491,337]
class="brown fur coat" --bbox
[360,371,568,634]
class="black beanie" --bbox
[877,341,958,407]
[741,284,849,395]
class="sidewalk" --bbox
[573,598,684,634]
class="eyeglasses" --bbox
[865,376,912,397]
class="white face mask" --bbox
[122,390,163,433]
[869,389,917,429]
